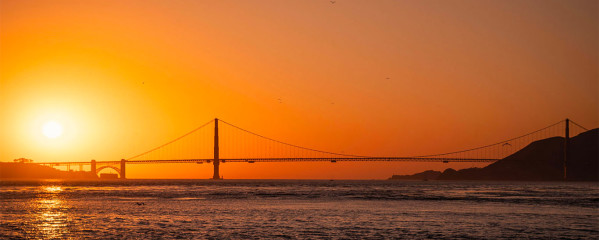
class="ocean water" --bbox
[0,180,597,239]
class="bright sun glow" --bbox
[42,121,63,139]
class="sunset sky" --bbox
[1,0,597,179]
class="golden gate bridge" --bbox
[35,118,589,180]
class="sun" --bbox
[42,121,64,139]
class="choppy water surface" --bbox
[1,180,597,239]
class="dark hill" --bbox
[437,128,598,181]
[389,170,441,180]
[0,162,97,179]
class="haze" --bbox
[0,0,597,179]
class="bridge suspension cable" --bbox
[408,119,567,159]
[126,119,214,160]
[218,119,370,158]
[569,120,588,131]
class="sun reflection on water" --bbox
[44,186,63,193]
[31,185,70,239]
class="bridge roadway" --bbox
[33,157,498,179]
[36,157,498,166]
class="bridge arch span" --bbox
[96,165,121,178]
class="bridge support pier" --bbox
[91,160,96,176]
[213,160,220,179]
[213,118,220,180]
[121,159,126,179]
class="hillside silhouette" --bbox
[392,128,598,181]
[0,162,97,179]
[389,170,441,180]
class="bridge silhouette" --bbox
[36,118,588,180]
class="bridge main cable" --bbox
[569,120,589,131]
[218,119,372,158]
[126,119,215,160]
[406,119,566,158]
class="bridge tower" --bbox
[120,159,126,179]
[564,118,569,180]
[213,118,220,180]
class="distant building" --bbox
[100,173,119,179]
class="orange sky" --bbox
[1,0,597,179]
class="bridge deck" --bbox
[35,157,498,166]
